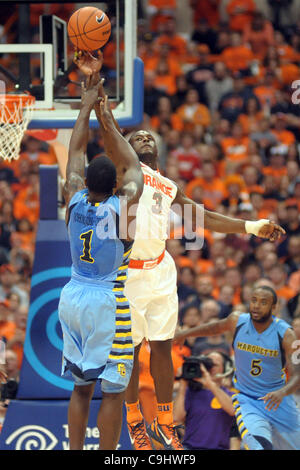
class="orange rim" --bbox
[0,94,35,111]
[0,94,35,123]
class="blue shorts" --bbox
[58,279,133,394]
[232,392,300,450]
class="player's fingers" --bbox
[98,78,105,97]
[272,224,286,235]
[104,94,109,110]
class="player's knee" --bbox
[73,383,95,398]
[253,435,273,450]
[102,390,125,403]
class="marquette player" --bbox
[175,286,300,450]
[58,72,143,450]
[75,52,285,450]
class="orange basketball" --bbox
[67,7,111,51]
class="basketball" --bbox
[67,7,111,51]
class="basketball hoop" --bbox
[0,93,35,162]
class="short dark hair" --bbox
[86,156,116,195]
[254,286,278,306]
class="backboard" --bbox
[0,0,144,129]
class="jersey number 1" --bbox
[80,230,94,263]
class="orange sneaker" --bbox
[127,420,153,450]
[147,418,183,450]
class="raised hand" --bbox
[81,73,105,108]
[73,50,103,76]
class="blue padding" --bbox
[28,57,144,129]
[39,165,58,220]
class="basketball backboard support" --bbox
[0,0,143,129]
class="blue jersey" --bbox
[67,189,132,284]
[232,313,291,398]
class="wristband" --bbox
[245,219,269,236]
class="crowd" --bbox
[0,0,300,448]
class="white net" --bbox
[0,94,35,162]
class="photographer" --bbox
[173,351,235,450]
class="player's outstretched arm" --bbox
[63,73,100,222]
[173,311,239,345]
[173,186,286,242]
[260,329,300,411]
[97,94,144,200]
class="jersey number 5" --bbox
[250,359,263,377]
[80,229,94,263]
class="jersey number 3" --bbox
[152,192,162,214]
[250,359,263,377]
[80,229,94,263]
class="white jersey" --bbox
[130,163,178,260]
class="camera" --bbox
[181,355,214,380]
[0,379,18,401]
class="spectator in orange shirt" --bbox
[238,96,263,134]
[190,0,221,28]
[253,71,278,109]
[227,0,256,32]
[221,32,254,73]
[13,170,40,227]
[20,136,56,166]
[176,89,211,131]
[274,31,297,63]
[150,96,184,133]
[271,114,296,146]
[147,0,176,32]
[185,161,226,210]
[220,174,250,216]
[153,60,178,96]
[221,121,250,163]
[263,145,288,183]
[7,305,27,370]
[243,11,275,60]
[268,264,296,301]
[0,300,16,342]
[154,17,187,60]
[144,43,183,78]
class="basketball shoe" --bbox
[147,418,183,450]
[127,420,153,450]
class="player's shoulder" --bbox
[69,188,87,207]
[229,312,250,331]
[141,163,178,195]
[272,316,293,338]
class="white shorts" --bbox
[124,250,178,346]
